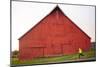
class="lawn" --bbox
[11,48,95,66]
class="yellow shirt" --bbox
[79,48,82,53]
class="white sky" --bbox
[12,1,95,51]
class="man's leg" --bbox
[80,53,84,56]
[79,53,81,59]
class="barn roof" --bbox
[18,5,91,40]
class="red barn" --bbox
[18,6,91,60]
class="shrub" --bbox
[12,50,19,58]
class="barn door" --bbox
[52,44,62,56]
[62,43,73,55]
[32,47,44,58]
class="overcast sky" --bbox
[12,1,95,51]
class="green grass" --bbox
[11,48,95,65]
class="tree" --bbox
[12,50,19,58]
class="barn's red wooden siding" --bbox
[19,6,91,60]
